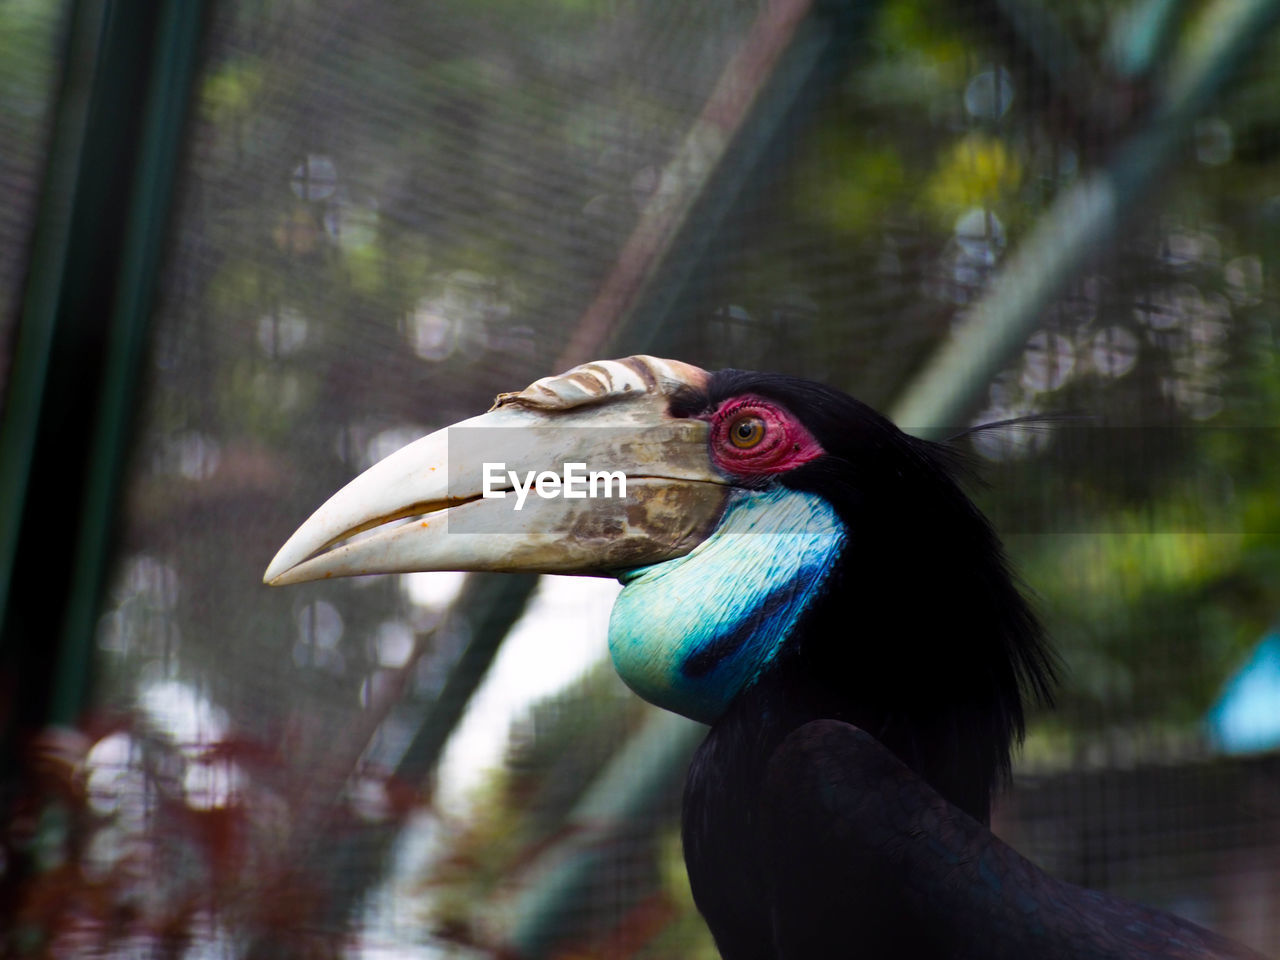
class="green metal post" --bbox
[0,0,208,758]
[891,0,1280,432]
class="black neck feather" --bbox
[702,370,1058,822]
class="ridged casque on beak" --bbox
[264,357,730,586]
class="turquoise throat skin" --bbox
[608,487,847,724]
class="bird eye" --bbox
[729,415,766,449]
[707,395,824,476]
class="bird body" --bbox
[266,357,1270,960]
[759,720,1266,960]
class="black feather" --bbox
[763,720,1268,959]
[696,370,1057,811]
[674,371,1263,960]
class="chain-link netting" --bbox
[7,0,1280,955]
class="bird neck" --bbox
[722,503,1049,824]
[727,647,1004,823]
[608,488,846,724]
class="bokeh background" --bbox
[3,0,1280,956]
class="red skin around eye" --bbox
[705,394,826,478]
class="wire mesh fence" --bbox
[4,0,1280,956]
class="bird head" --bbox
[266,356,1054,813]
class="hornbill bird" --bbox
[266,356,1267,960]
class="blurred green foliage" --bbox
[0,0,65,385]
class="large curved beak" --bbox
[264,356,728,586]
